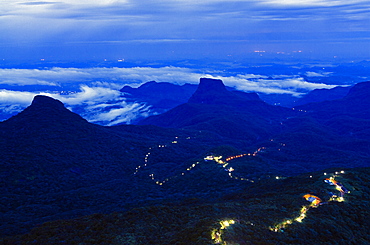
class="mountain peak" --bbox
[3,95,87,127]
[31,95,66,109]
[197,78,227,93]
[188,78,229,104]
[188,77,260,105]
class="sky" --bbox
[0,0,370,61]
[1,0,370,125]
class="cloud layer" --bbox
[0,85,152,125]
[0,66,343,125]
[0,66,338,94]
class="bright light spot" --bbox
[212,219,236,244]
[220,220,235,230]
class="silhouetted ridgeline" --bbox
[1,79,370,244]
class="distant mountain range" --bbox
[121,79,353,111]
[1,78,370,243]
[120,81,198,114]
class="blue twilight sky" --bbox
[0,0,370,61]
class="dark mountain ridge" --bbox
[0,93,240,236]
[121,81,197,112]
[139,78,294,142]
[295,81,370,139]
[2,79,370,242]
[294,86,351,107]
[298,81,370,117]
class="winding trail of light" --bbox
[134,136,287,185]
[135,136,350,242]
[270,173,349,233]
[270,204,313,232]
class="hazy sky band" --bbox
[0,0,369,61]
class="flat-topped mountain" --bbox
[188,77,260,104]
[139,78,293,141]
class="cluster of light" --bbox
[213,156,224,164]
[220,220,235,229]
[225,154,247,161]
[272,172,350,233]
[325,175,349,202]
[212,219,236,244]
[204,155,215,161]
[295,206,309,223]
[271,204,312,232]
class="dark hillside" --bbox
[3,167,369,244]
[298,81,370,120]
[296,81,370,139]
[294,86,351,106]
[121,81,197,113]
[0,96,227,236]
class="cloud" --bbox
[260,0,369,7]
[0,66,348,124]
[19,1,58,6]
[53,86,120,105]
[0,66,339,95]
[0,67,202,87]
[84,102,152,126]
[0,85,153,125]
[305,71,333,77]
[2,0,369,40]
[202,74,338,96]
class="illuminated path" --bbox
[133,139,349,243]
[133,136,281,185]
[270,171,349,233]
[214,171,350,244]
